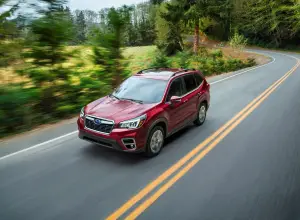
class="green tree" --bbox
[89,6,131,88]
[235,0,299,47]
[75,10,86,43]
[20,0,74,114]
[0,0,22,67]
[135,2,157,45]
[157,1,184,55]
[106,6,132,86]
[180,0,232,54]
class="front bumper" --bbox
[77,118,147,152]
[79,130,124,150]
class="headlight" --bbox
[80,107,85,118]
[119,114,147,129]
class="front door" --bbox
[165,77,187,132]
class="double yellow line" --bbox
[107,57,300,220]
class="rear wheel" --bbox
[144,126,165,157]
[194,102,207,126]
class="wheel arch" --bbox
[147,118,168,139]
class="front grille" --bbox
[85,116,114,134]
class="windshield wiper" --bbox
[109,94,120,100]
[121,98,143,104]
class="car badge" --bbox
[94,119,102,125]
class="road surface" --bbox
[1,50,300,220]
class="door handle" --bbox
[183,99,188,103]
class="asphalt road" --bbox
[1,50,300,220]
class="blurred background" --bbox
[0,0,299,138]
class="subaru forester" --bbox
[77,68,210,157]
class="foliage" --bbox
[150,50,171,67]
[175,0,232,53]
[0,40,23,67]
[229,31,248,51]
[155,3,169,48]
[150,0,165,4]
[0,85,38,136]
[177,51,191,69]
[104,6,132,86]
[0,0,22,67]
[73,2,157,47]
[156,1,184,56]
[211,49,223,60]
[75,10,86,43]
[234,0,300,48]
[19,0,74,115]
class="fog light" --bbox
[122,138,136,150]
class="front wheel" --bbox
[194,102,207,126]
[144,126,165,157]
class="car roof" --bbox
[133,68,198,81]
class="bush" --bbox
[150,51,171,68]
[198,46,209,57]
[225,58,245,71]
[0,86,38,137]
[229,31,248,51]
[213,58,226,73]
[177,51,191,69]
[211,49,223,60]
[197,59,211,76]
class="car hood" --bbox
[85,96,157,122]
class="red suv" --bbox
[77,68,210,157]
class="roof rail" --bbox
[171,68,196,77]
[136,67,170,74]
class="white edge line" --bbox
[1,51,298,161]
[0,131,78,161]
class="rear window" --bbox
[194,73,203,86]
[183,74,197,92]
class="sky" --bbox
[68,0,146,10]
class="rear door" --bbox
[193,72,205,105]
[182,74,199,121]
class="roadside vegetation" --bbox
[0,0,299,137]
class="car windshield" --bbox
[112,77,168,104]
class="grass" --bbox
[124,46,157,72]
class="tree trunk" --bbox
[193,20,200,54]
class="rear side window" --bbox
[166,78,184,101]
[194,73,203,86]
[183,74,197,93]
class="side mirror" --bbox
[170,96,181,105]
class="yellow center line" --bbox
[106,59,300,220]
[124,60,300,219]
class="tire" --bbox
[144,126,165,158]
[194,102,207,126]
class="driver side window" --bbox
[166,78,184,101]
